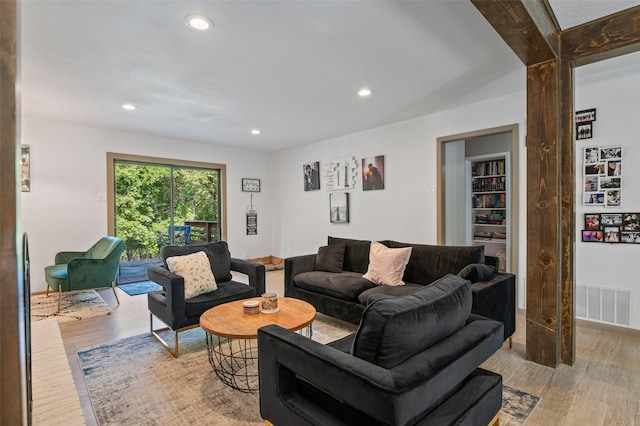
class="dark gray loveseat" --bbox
[260,274,504,425]
[285,236,516,342]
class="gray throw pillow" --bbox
[314,244,345,273]
[457,263,496,283]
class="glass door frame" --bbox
[106,152,227,243]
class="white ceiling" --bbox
[19,1,640,153]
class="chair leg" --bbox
[149,313,178,358]
[111,281,120,305]
[46,284,50,296]
[57,285,62,312]
[509,336,513,349]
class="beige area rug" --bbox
[31,290,113,323]
[77,316,539,425]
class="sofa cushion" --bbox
[166,251,218,299]
[162,241,232,283]
[293,271,377,302]
[351,274,472,369]
[357,282,423,305]
[362,242,412,286]
[314,244,345,273]
[458,263,496,283]
[328,236,371,274]
[383,241,485,285]
[184,281,256,318]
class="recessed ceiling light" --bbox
[251,129,261,135]
[358,88,372,97]
[185,14,213,32]
[122,104,137,111]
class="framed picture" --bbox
[583,192,604,205]
[576,122,592,140]
[303,161,320,191]
[575,108,596,123]
[600,146,622,160]
[599,177,621,190]
[582,230,604,242]
[622,213,640,231]
[584,214,600,230]
[241,178,261,192]
[21,145,30,192]
[606,190,621,207]
[604,226,620,243]
[361,155,385,191]
[584,146,599,164]
[584,163,605,176]
[600,213,622,226]
[584,176,598,192]
[620,231,640,243]
[329,192,349,223]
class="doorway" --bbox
[436,124,519,278]
[107,153,227,283]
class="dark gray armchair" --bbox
[147,241,265,357]
[258,274,503,426]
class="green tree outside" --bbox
[114,163,220,260]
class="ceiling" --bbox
[19,1,640,153]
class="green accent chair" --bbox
[44,236,126,312]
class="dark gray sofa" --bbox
[260,274,504,426]
[285,236,516,341]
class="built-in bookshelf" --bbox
[466,153,510,272]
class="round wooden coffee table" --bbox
[200,297,315,392]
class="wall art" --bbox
[361,155,384,191]
[323,157,358,191]
[582,213,640,244]
[583,145,622,207]
[242,178,261,192]
[21,145,30,192]
[329,192,349,223]
[303,161,320,191]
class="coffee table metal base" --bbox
[205,325,312,393]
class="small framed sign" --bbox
[242,178,261,192]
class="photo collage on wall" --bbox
[582,213,640,244]
[583,146,622,207]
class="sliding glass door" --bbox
[108,154,225,284]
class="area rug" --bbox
[117,280,162,296]
[31,290,112,323]
[77,317,539,425]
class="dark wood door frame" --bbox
[1,0,28,423]
[472,0,640,367]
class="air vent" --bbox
[576,285,631,326]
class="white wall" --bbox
[270,88,529,309]
[574,52,640,329]
[21,116,272,292]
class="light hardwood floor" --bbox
[55,270,640,425]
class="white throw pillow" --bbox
[362,242,412,286]
[166,251,218,299]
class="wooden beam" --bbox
[0,0,27,424]
[470,0,558,66]
[526,60,561,367]
[559,59,575,366]
[562,5,640,66]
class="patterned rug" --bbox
[117,280,162,296]
[77,316,540,425]
[31,290,113,323]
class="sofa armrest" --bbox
[284,254,316,296]
[230,258,265,295]
[147,265,187,328]
[259,324,398,426]
[258,319,503,426]
[471,272,516,341]
[54,251,86,265]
